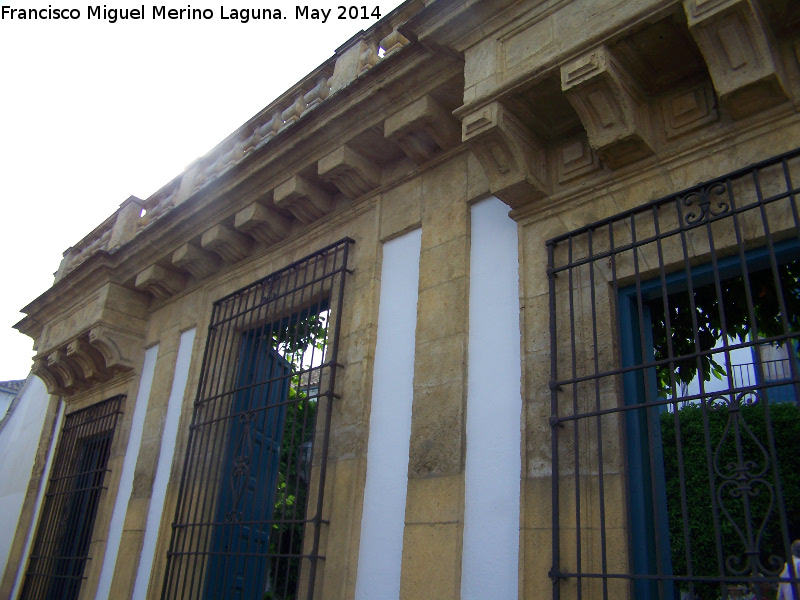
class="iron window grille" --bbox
[547,148,800,599]
[162,238,352,600]
[20,395,124,600]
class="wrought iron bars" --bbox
[19,395,124,600]
[161,238,352,600]
[547,148,800,599]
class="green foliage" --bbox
[650,262,800,396]
[266,311,325,599]
[660,402,800,599]
[272,313,327,359]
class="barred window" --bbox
[162,239,352,600]
[20,395,124,600]
[548,149,800,599]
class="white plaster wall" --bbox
[132,328,196,600]
[0,376,50,577]
[96,344,159,599]
[10,399,64,600]
[355,229,422,600]
[462,196,522,600]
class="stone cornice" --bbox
[20,282,149,397]
[16,25,464,344]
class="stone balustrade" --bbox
[133,19,411,235]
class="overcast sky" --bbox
[0,0,406,381]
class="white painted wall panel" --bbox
[462,196,522,600]
[10,397,65,600]
[355,229,422,600]
[0,377,50,580]
[132,328,196,600]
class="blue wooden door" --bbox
[204,332,290,599]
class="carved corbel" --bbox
[66,337,111,383]
[561,45,655,169]
[201,224,253,262]
[684,0,788,119]
[234,201,292,246]
[318,146,381,199]
[274,176,334,223]
[135,264,186,300]
[32,357,68,396]
[384,95,461,165]
[47,350,89,392]
[461,101,550,210]
[172,242,221,279]
[88,325,139,373]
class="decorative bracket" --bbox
[274,176,334,223]
[234,200,292,246]
[135,264,186,300]
[385,95,461,165]
[461,101,551,210]
[561,45,655,169]
[66,337,112,383]
[32,326,140,397]
[684,0,788,119]
[201,224,253,263]
[172,242,221,280]
[318,146,381,199]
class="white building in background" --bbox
[0,380,24,421]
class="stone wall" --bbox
[3,0,800,599]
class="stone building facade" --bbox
[3,0,800,599]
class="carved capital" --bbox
[274,176,334,223]
[135,264,186,300]
[318,146,381,199]
[201,224,253,262]
[561,45,655,169]
[172,242,221,279]
[234,201,292,246]
[684,0,788,119]
[385,95,461,165]
[462,101,550,210]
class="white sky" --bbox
[0,0,406,381]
